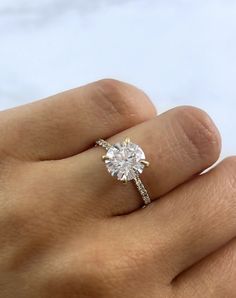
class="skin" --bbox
[0,79,235,298]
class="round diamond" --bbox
[105,141,145,181]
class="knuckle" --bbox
[48,246,129,297]
[176,106,221,162]
[2,200,41,248]
[76,243,142,296]
[0,203,41,272]
[93,78,156,124]
[80,247,122,283]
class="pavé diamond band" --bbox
[96,138,151,206]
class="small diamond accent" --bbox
[104,141,145,181]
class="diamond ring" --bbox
[96,138,151,206]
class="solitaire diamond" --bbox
[96,137,151,206]
[104,140,146,182]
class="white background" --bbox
[0,0,235,157]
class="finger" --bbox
[173,238,236,298]
[0,79,156,161]
[128,156,236,280]
[59,106,221,215]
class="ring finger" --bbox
[57,106,221,216]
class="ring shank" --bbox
[133,175,151,205]
[96,139,151,206]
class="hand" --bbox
[0,79,235,298]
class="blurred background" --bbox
[0,0,235,157]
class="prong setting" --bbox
[124,137,131,145]
[102,155,109,161]
[141,160,150,167]
[122,178,128,184]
